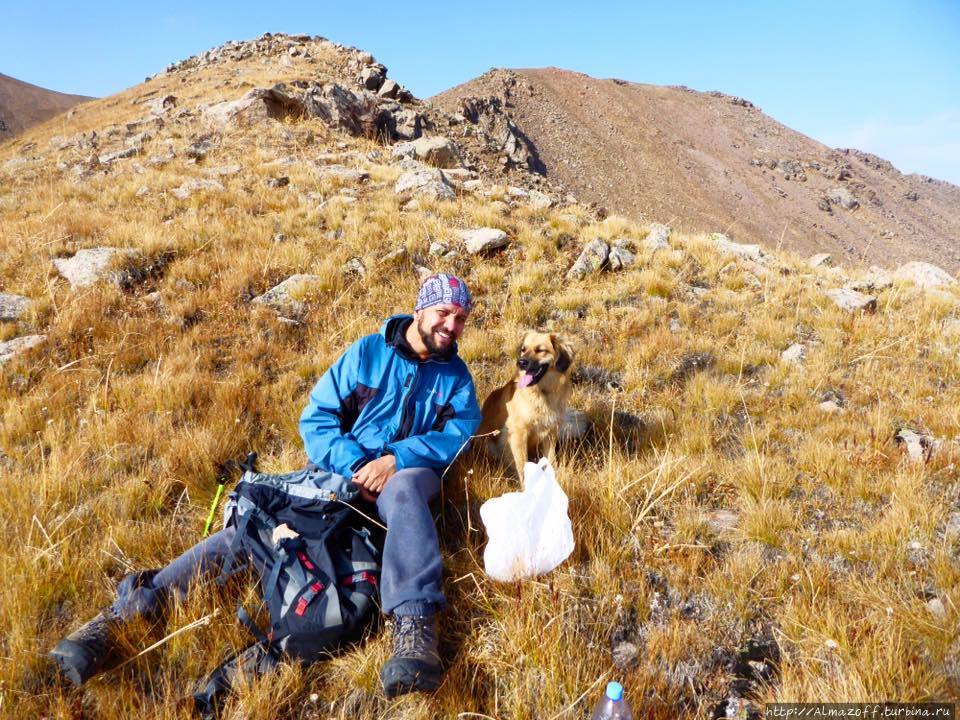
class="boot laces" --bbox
[393,615,436,659]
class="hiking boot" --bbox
[380,614,442,697]
[49,608,125,687]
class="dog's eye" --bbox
[519,346,526,352]
[536,347,546,353]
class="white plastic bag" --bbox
[479,459,575,582]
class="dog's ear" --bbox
[551,334,574,373]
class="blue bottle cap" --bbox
[606,681,624,701]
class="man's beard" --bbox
[418,316,453,356]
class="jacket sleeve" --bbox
[299,339,371,477]
[385,373,482,472]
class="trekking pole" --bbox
[203,480,226,538]
[203,452,257,537]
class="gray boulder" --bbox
[252,274,322,316]
[53,247,140,289]
[644,224,670,251]
[377,79,400,99]
[848,266,893,293]
[893,261,957,289]
[0,334,45,365]
[567,239,610,280]
[357,65,385,92]
[826,187,859,210]
[392,136,462,169]
[458,228,509,254]
[171,178,224,200]
[608,244,637,271]
[825,287,876,313]
[394,167,456,201]
[711,233,765,262]
[317,165,369,184]
[0,292,31,321]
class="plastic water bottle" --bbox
[590,681,633,719]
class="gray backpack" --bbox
[195,459,382,716]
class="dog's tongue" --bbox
[518,371,535,389]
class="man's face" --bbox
[415,303,469,354]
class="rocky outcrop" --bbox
[455,96,544,173]
[204,81,422,143]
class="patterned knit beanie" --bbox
[414,273,473,313]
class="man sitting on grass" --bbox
[50,273,482,698]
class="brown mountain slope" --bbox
[0,73,91,138]
[432,68,960,271]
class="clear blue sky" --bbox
[3,1,958,183]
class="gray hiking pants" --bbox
[111,467,444,619]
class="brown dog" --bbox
[478,331,574,479]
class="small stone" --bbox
[705,510,739,534]
[927,598,946,620]
[266,176,290,188]
[415,265,433,282]
[202,164,242,177]
[781,343,806,364]
[0,292,31,321]
[808,253,833,268]
[818,400,841,413]
[668,318,682,334]
[825,287,876,313]
[135,186,149,198]
[0,334,46,365]
[428,241,448,257]
[458,228,508,254]
[342,258,366,277]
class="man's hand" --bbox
[352,454,397,501]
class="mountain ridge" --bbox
[432,67,960,272]
[0,72,91,138]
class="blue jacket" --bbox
[299,314,482,476]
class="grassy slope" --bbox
[1,37,959,719]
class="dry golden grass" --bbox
[1,37,959,719]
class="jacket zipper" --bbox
[391,363,421,442]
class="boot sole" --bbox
[49,639,98,687]
[380,658,442,698]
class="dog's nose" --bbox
[517,358,530,370]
